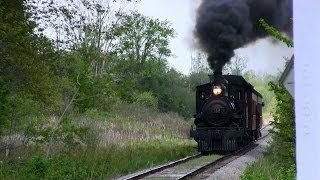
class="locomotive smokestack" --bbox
[209,71,223,83]
[194,0,292,71]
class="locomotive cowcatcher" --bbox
[190,72,264,154]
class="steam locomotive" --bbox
[190,72,263,154]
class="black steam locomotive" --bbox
[190,72,263,154]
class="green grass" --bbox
[243,83,296,180]
[0,140,196,179]
[241,145,295,180]
[0,103,196,179]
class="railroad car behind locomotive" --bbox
[190,72,264,154]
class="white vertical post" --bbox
[294,0,320,179]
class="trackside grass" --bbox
[242,84,295,180]
[0,104,197,179]
[241,145,295,180]
[0,140,196,179]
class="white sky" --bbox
[137,0,293,75]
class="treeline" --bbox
[0,1,197,177]
[0,0,198,136]
[0,0,277,135]
[0,2,200,177]
[0,1,283,178]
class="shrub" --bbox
[0,86,9,135]
[133,92,158,110]
[268,82,295,163]
[242,83,295,180]
[0,94,44,135]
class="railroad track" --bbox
[178,128,271,180]
[118,153,202,180]
[118,125,272,180]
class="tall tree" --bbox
[110,12,175,99]
[223,55,248,75]
[113,12,175,66]
[0,0,57,104]
[189,52,211,90]
[190,52,209,73]
[0,0,58,133]
[28,0,139,77]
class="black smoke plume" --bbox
[194,0,292,72]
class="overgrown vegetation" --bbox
[242,84,295,180]
[259,19,293,48]
[0,140,195,179]
[0,1,283,179]
[0,102,197,179]
[0,1,197,178]
[242,19,295,179]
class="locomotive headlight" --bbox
[213,86,222,95]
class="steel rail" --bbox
[119,124,271,180]
[118,153,201,180]
[177,129,272,180]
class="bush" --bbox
[242,83,295,180]
[133,92,158,110]
[0,94,44,135]
[241,143,296,180]
[0,86,9,135]
[269,82,295,163]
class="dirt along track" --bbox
[117,125,272,180]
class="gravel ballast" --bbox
[206,127,272,180]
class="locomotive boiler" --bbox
[190,72,263,154]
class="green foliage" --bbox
[0,92,47,135]
[75,69,117,113]
[114,12,175,63]
[0,0,58,104]
[278,164,296,180]
[242,148,296,180]
[243,17,295,180]
[0,0,60,134]
[0,2,196,179]
[9,115,96,151]
[133,92,158,110]
[242,83,295,180]
[52,116,96,148]
[189,71,209,90]
[189,53,211,91]
[153,69,195,118]
[110,12,179,113]
[0,84,9,134]
[0,0,192,120]
[259,19,293,48]
[0,140,196,179]
[113,55,194,118]
[24,153,49,179]
[268,82,295,161]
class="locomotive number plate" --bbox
[213,108,220,113]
